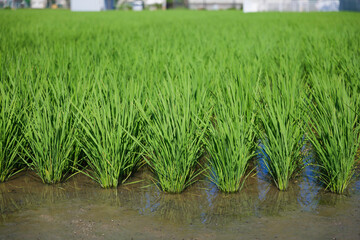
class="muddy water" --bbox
[0,165,359,240]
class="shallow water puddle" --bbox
[0,167,359,240]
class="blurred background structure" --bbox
[0,0,69,8]
[243,0,360,12]
[244,0,340,12]
[0,0,359,11]
[187,0,243,10]
[71,0,115,11]
[340,0,360,10]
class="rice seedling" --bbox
[136,80,208,193]
[257,72,306,191]
[305,76,360,194]
[204,78,257,193]
[0,10,359,192]
[22,83,77,184]
[0,84,24,182]
[76,80,143,188]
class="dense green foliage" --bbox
[0,10,359,193]
[137,80,208,193]
[257,74,306,191]
[305,77,360,194]
[0,83,24,182]
[22,83,78,184]
[76,80,143,188]
[204,79,257,193]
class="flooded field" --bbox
[1,10,360,240]
[1,164,359,240]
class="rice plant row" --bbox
[0,10,359,194]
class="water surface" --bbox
[0,164,359,240]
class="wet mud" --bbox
[0,164,359,240]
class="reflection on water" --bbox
[355,178,360,192]
[0,159,359,227]
[297,148,321,211]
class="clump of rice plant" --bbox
[77,81,143,188]
[204,79,257,193]
[257,75,305,191]
[0,85,24,182]
[137,80,207,193]
[23,84,77,184]
[306,76,360,194]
